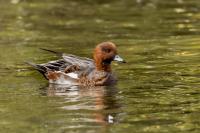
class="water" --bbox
[0,0,200,132]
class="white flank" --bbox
[66,72,78,79]
[49,72,79,85]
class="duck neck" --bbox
[95,61,111,72]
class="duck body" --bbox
[28,42,125,86]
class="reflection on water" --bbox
[42,84,121,125]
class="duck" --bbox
[27,42,126,86]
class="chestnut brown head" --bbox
[93,42,125,71]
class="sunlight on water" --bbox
[0,0,200,133]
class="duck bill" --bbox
[113,55,126,63]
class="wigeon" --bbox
[27,42,126,86]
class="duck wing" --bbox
[39,48,95,71]
[27,55,95,80]
[62,54,95,70]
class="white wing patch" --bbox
[48,71,79,85]
[49,72,79,85]
[66,72,79,79]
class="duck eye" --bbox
[106,49,111,53]
[102,48,111,53]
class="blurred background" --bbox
[0,0,200,133]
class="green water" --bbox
[0,0,200,132]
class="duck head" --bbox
[93,42,126,72]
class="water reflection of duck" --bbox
[41,84,121,124]
[27,42,126,86]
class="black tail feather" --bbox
[25,61,48,79]
[39,48,63,56]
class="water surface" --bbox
[0,0,200,133]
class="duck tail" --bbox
[39,48,63,56]
[25,61,48,79]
